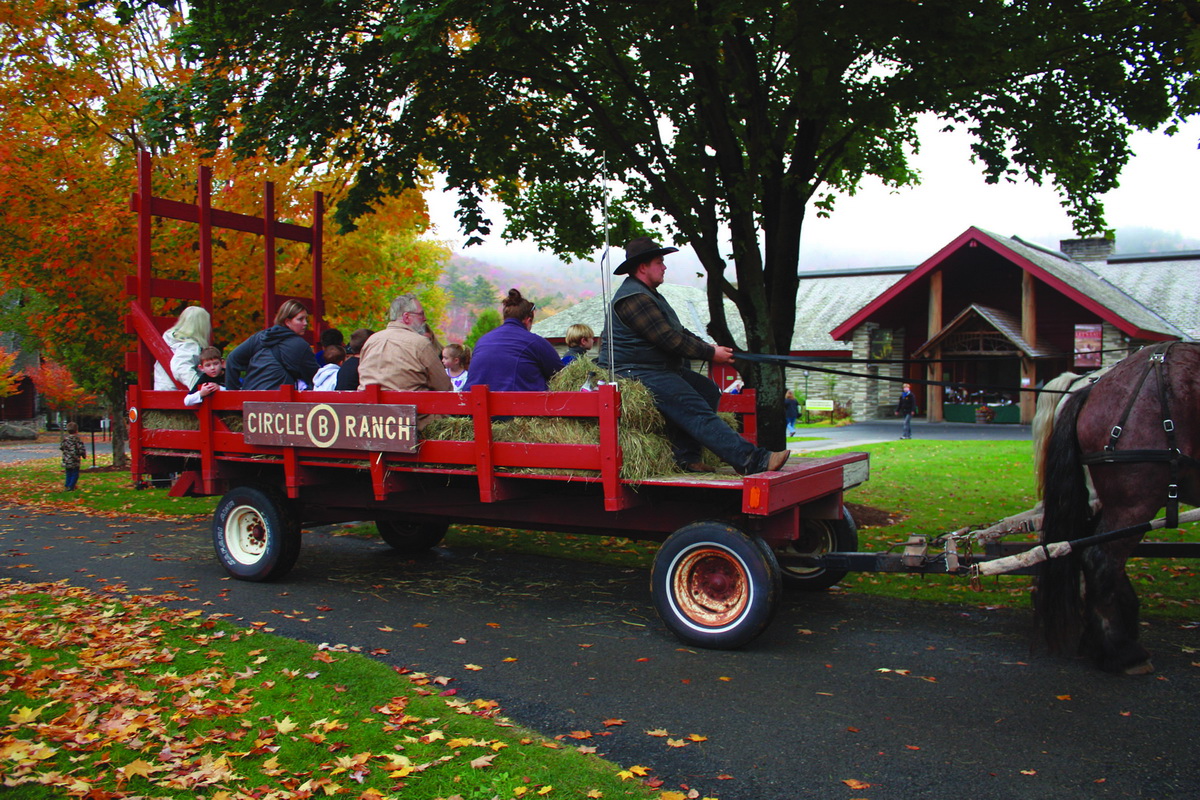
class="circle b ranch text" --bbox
[242,402,419,453]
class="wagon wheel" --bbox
[651,521,782,650]
[375,519,448,554]
[775,507,858,591]
[212,485,301,581]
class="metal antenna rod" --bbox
[600,153,615,383]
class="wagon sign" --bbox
[242,402,419,453]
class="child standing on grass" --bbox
[60,422,86,491]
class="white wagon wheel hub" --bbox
[225,504,269,562]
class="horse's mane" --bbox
[1032,361,1122,496]
[1033,372,1083,495]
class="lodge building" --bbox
[532,228,1200,424]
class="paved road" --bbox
[3,503,1198,799]
[0,442,61,463]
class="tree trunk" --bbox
[740,358,787,450]
[106,381,129,470]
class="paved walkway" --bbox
[0,441,61,463]
[790,418,1032,451]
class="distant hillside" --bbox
[438,254,610,341]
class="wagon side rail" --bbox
[127,379,645,509]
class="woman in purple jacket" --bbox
[465,289,562,391]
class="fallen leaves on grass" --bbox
[0,579,628,800]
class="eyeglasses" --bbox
[405,310,426,319]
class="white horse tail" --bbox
[1033,371,1085,496]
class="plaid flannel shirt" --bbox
[613,291,715,363]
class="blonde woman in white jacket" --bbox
[153,306,212,391]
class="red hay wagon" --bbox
[126,154,868,649]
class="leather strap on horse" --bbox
[1080,342,1189,527]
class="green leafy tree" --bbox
[464,309,502,350]
[466,275,499,309]
[156,0,1199,446]
[444,265,474,305]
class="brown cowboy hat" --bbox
[614,237,679,275]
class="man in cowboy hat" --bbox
[597,237,789,475]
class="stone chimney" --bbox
[1060,237,1115,262]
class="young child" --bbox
[184,347,226,407]
[561,324,595,366]
[336,328,374,390]
[441,343,470,392]
[313,344,346,391]
[60,422,87,491]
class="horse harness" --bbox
[1079,342,1199,528]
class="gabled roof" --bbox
[829,227,1186,342]
[912,304,1067,359]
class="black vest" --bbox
[597,277,685,371]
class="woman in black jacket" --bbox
[225,300,319,390]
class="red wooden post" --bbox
[598,383,623,510]
[198,393,216,494]
[311,191,324,333]
[198,165,214,315]
[263,181,276,326]
[135,150,154,389]
[470,385,496,502]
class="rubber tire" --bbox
[376,519,448,554]
[651,521,782,650]
[775,507,859,591]
[212,485,301,581]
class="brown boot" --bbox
[740,449,792,475]
[767,450,791,471]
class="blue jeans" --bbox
[618,366,768,472]
[901,413,912,439]
[64,468,79,490]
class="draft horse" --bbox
[1036,342,1200,674]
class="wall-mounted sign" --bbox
[243,402,418,452]
[1073,324,1102,368]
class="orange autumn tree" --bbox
[0,1,448,467]
[23,359,98,420]
[321,192,450,333]
[0,347,21,400]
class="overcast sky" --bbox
[424,114,1200,277]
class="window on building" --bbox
[869,328,894,361]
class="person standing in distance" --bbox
[895,383,917,439]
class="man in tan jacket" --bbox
[358,294,451,429]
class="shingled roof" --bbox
[531,283,748,349]
[1088,254,1200,342]
[791,268,908,351]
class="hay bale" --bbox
[421,365,678,480]
[142,410,197,431]
[141,409,243,432]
